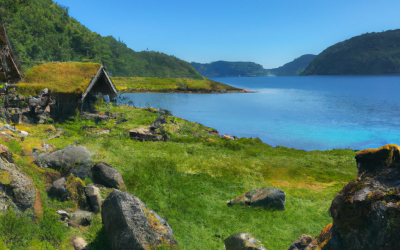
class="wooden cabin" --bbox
[0,25,23,86]
[17,62,118,120]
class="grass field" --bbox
[0,104,357,249]
[111,76,240,93]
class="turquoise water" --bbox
[117,76,400,151]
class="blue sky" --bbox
[56,0,400,68]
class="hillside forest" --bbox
[0,0,203,79]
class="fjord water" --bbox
[118,76,400,151]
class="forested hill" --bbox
[0,0,203,79]
[267,54,316,76]
[300,29,400,75]
[191,61,268,77]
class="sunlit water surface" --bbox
[117,76,400,151]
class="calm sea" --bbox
[117,76,400,151]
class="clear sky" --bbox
[56,0,400,69]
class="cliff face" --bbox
[300,29,400,75]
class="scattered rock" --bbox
[70,210,93,226]
[288,235,318,250]
[35,145,91,171]
[97,129,109,135]
[101,189,177,250]
[227,187,286,210]
[3,124,20,133]
[0,156,37,210]
[41,143,57,153]
[224,233,266,250]
[127,127,163,142]
[49,178,68,200]
[72,236,87,250]
[150,116,167,132]
[21,148,31,156]
[56,210,70,219]
[0,144,14,163]
[85,185,101,213]
[92,162,126,191]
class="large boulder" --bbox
[224,233,266,250]
[85,184,101,213]
[227,187,286,210]
[0,156,36,210]
[316,144,400,250]
[92,162,126,191]
[35,145,91,172]
[101,189,177,250]
[288,235,318,250]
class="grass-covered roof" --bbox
[17,62,103,95]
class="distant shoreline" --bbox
[118,89,253,94]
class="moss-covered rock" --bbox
[321,144,400,249]
[65,174,87,207]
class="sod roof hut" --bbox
[0,25,23,84]
[17,62,118,119]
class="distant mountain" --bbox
[267,54,316,76]
[300,29,400,75]
[190,61,268,77]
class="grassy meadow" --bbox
[0,104,358,249]
[111,76,240,93]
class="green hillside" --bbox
[300,29,400,75]
[191,61,268,77]
[0,0,203,79]
[267,54,316,76]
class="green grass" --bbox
[0,105,358,249]
[111,76,240,93]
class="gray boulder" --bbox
[65,161,94,181]
[35,145,91,171]
[224,233,267,250]
[85,184,101,213]
[0,156,37,210]
[70,210,93,226]
[92,162,126,191]
[101,189,177,250]
[228,187,286,210]
[49,178,68,200]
